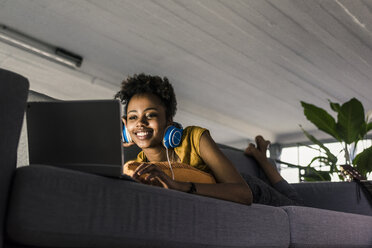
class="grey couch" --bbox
[1,68,372,248]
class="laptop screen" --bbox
[27,100,125,170]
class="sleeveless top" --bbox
[135,126,212,173]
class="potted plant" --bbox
[298,98,372,181]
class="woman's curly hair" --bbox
[115,73,177,120]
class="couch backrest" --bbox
[0,69,29,248]
[220,148,260,177]
[220,147,276,184]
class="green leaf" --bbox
[307,156,336,168]
[329,100,341,113]
[307,156,326,167]
[353,146,372,178]
[358,123,367,141]
[275,159,308,169]
[301,101,340,140]
[301,167,331,181]
[336,98,365,144]
[298,143,323,153]
[276,159,332,181]
[300,126,338,165]
[367,122,372,133]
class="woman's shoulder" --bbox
[182,126,209,142]
[183,125,208,135]
[180,126,209,153]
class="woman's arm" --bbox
[174,181,252,205]
[186,131,252,205]
[131,131,253,205]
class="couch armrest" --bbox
[0,69,29,248]
[291,181,372,216]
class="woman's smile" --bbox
[134,129,153,140]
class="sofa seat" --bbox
[6,165,290,248]
[281,206,372,248]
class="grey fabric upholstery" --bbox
[282,206,372,247]
[219,148,272,183]
[0,69,29,248]
[4,243,30,248]
[6,165,290,248]
[273,180,303,205]
[291,181,372,216]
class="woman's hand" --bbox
[131,163,177,189]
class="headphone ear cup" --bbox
[122,124,132,143]
[163,125,183,148]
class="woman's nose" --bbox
[136,115,148,126]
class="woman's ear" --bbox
[122,117,127,126]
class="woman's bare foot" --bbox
[255,135,270,156]
[244,136,270,163]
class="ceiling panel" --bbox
[0,0,371,149]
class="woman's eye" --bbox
[146,113,157,119]
[128,116,137,120]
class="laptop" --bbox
[26,99,140,179]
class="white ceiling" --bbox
[1,0,372,149]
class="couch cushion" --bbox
[282,206,372,248]
[7,165,290,248]
[291,181,372,216]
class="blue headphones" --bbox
[122,122,183,149]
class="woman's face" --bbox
[126,93,169,149]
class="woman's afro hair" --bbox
[115,73,177,119]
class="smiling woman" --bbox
[114,74,253,205]
[114,73,303,206]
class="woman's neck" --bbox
[143,146,168,162]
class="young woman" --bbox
[115,74,302,206]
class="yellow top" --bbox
[135,126,212,173]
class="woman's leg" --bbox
[244,136,303,206]
[244,135,283,185]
